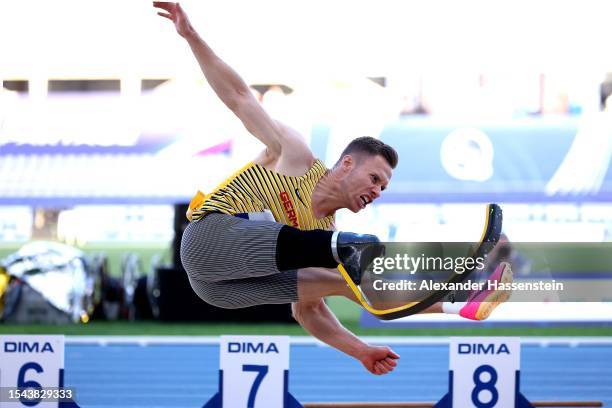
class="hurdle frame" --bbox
[303,402,603,408]
[64,336,610,408]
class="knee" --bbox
[291,299,324,322]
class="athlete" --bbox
[154,2,512,375]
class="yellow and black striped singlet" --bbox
[190,159,335,231]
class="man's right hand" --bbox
[153,2,196,39]
[358,345,400,375]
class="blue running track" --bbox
[63,337,612,408]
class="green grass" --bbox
[2,297,611,337]
[1,299,611,337]
[1,321,611,337]
[3,243,612,338]
[2,294,610,337]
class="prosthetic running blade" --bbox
[337,203,503,320]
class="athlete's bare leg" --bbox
[297,262,513,320]
[296,267,444,314]
[296,267,355,302]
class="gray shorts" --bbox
[180,213,298,309]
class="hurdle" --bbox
[304,401,603,407]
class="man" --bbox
[154,2,511,376]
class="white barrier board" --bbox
[220,335,289,408]
[0,335,65,408]
[450,337,520,408]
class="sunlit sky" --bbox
[1,0,611,80]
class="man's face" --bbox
[340,154,393,213]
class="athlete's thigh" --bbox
[188,271,298,309]
[181,213,283,282]
[296,267,359,304]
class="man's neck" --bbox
[311,170,343,219]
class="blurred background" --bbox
[1,0,612,334]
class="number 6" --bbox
[18,362,43,407]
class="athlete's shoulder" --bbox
[276,121,314,162]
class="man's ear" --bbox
[340,155,354,172]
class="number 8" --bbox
[471,364,499,408]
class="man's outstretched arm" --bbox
[292,299,400,375]
[153,2,312,165]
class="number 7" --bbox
[242,364,269,408]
